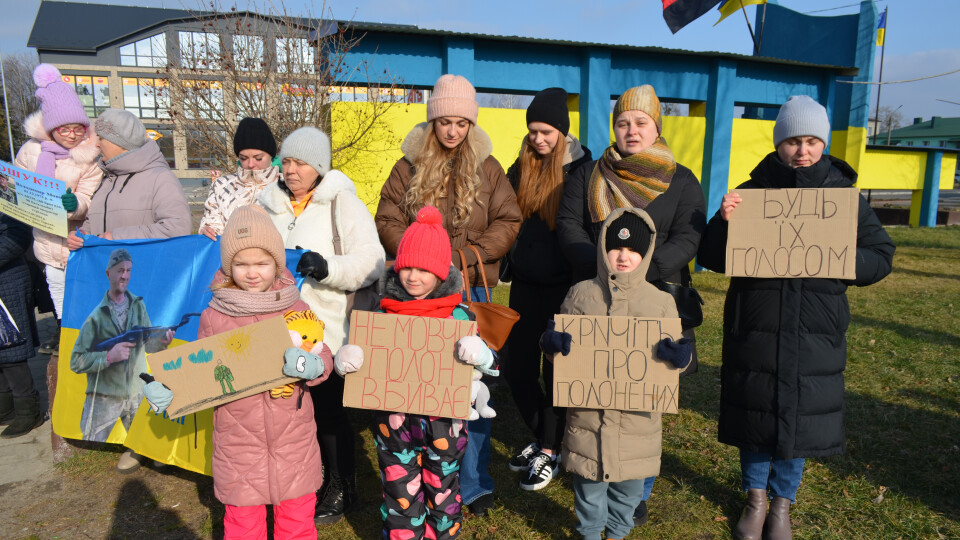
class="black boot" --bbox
[38,320,60,356]
[0,392,14,425]
[314,473,360,525]
[1,395,45,438]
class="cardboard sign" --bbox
[0,160,69,237]
[552,315,683,414]
[343,311,477,419]
[152,316,296,419]
[726,187,859,279]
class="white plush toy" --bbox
[470,371,496,420]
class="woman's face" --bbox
[777,136,825,169]
[97,138,127,161]
[238,149,272,171]
[52,123,87,150]
[434,117,471,150]
[398,267,440,300]
[231,247,277,293]
[527,122,562,156]
[282,158,320,199]
[613,110,659,157]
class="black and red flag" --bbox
[662,0,723,33]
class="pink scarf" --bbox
[36,140,71,178]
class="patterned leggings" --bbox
[375,412,468,540]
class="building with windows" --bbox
[880,117,960,150]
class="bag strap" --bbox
[455,249,472,302]
[330,196,342,256]
[466,245,491,302]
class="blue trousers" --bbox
[573,475,646,540]
[740,449,805,502]
[460,286,495,504]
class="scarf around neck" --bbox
[36,140,72,178]
[587,139,677,223]
[380,293,462,318]
[209,278,300,317]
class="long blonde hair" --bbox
[515,135,567,230]
[401,121,483,228]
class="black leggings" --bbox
[0,362,37,398]
[309,373,355,479]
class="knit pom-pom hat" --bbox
[613,85,662,135]
[427,74,478,125]
[220,205,286,277]
[394,206,451,280]
[33,64,90,133]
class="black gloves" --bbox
[296,249,328,282]
[539,320,572,356]
[657,337,692,369]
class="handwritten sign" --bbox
[552,315,683,414]
[726,188,859,279]
[151,316,295,419]
[343,311,477,419]
[0,160,69,237]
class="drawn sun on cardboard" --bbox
[218,326,253,364]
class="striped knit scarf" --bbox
[587,139,676,223]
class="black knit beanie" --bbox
[526,87,570,136]
[233,117,278,157]
[605,212,651,255]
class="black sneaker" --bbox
[633,500,649,526]
[508,441,540,472]
[519,451,558,491]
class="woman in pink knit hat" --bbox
[14,63,103,355]
[375,74,522,516]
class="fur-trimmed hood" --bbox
[22,110,100,165]
[380,263,464,302]
[258,169,357,214]
[400,122,494,164]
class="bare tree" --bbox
[877,105,904,143]
[1,51,39,159]
[157,0,402,197]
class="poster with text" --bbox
[552,315,683,414]
[0,160,69,237]
[726,187,859,279]
[343,311,477,419]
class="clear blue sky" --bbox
[4,0,959,123]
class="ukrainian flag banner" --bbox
[715,0,766,26]
[876,9,887,46]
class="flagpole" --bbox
[757,3,767,54]
[872,7,887,145]
[0,48,15,161]
[738,0,759,54]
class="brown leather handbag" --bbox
[456,245,520,352]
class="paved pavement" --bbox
[0,310,57,486]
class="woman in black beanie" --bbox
[502,87,593,492]
[198,117,280,239]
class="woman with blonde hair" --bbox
[501,87,593,491]
[375,73,522,516]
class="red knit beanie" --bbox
[395,206,451,280]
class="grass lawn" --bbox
[24,226,960,539]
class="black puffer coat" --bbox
[697,152,895,459]
[0,215,38,364]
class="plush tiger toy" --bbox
[270,309,326,398]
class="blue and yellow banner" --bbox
[876,10,887,46]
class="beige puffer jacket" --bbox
[14,111,102,268]
[560,207,680,483]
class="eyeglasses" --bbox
[55,125,87,137]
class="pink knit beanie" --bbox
[394,206,451,280]
[33,64,89,133]
[220,205,286,277]
[427,75,478,124]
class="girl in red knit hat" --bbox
[337,205,496,540]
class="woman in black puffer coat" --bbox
[697,96,895,540]
[0,214,43,438]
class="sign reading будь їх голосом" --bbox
[726,187,859,279]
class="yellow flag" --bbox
[715,0,767,25]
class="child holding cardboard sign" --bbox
[142,205,334,539]
[336,206,496,540]
[541,208,690,540]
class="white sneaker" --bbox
[519,451,559,491]
[508,441,540,472]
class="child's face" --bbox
[607,247,643,273]
[398,267,440,300]
[232,247,278,292]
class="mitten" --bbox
[283,346,326,380]
[144,381,174,414]
[335,344,364,376]
[296,249,329,282]
[539,320,572,356]
[657,337,692,369]
[454,335,494,370]
[61,188,78,212]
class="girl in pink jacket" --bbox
[144,205,333,539]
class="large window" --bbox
[275,37,315,74]
[122,77,169,119]
[179,31,221,69]
[233,35,264,71]
[120,34,167,67]
[62,75,110,117]
[186,129,225,170]
[181,80,224,120]
[147,127,176,168]
[235,82,266,120]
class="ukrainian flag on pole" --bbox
[876,9,887,46]
[715,0,766,25]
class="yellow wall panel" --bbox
[729,118,774,189]
[940,154,958,189]
[859,149,926,190]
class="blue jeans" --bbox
[573,475,646,540]
[740,450,806,502]
[460,286,495,504]
[641,476,654,501]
